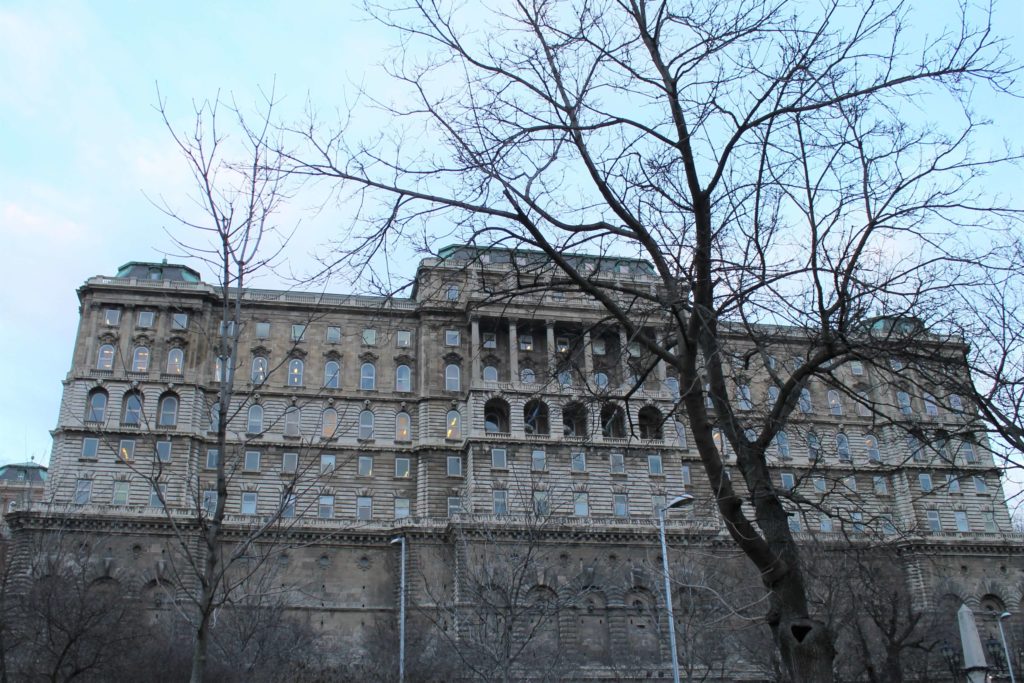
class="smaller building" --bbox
[0,462,48,530]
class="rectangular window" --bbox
[149,484,166,508]
[851,511,864,534]
[218,320,236,337]
[681,465,692,486]
[849,360,864,376]
[556,336,570,354]
[395,457,411,478]
[111,481,130,506]
[104,308,120,326]
[651,494,667,514]
[492,490,508,515]
[814,477,826,494]
[531,449,546,471]
[945,473,961,493]
[819,515,834,533]
[647,454,663,476]
[281,493,296,518]
[241,491,258,515]
[592,338,606,355]
[318,495,335,519]
[244,451,260,472]
[356,496,372,520]
[74,479,92,505]
[155,440,172,463]
[571,452,587,473]
[394,497,411,519]
[118,439,135,463]
[844,475,857,492]
[609,453,625,475]
[137,310,155,328]
[255,321,271,339]
[961,442,978,463]
[326,326,342,343]
[780,472,795,491]
[81,438,99,459]
[171,313,189,330]
[280,452,297,474]
[445,330,460,346]
[362,328,377,346]
[483,333,497,349]
[447,496,462,517]
[447,456,462,477]
[881,515,896,536]
[873,475,889,495]
[919,473,933,493]
[202,490,217,514]
[291,324,306,341]
[573,492,590,517]
[954,510,970,532]
[613,494,628,518]
[973,476,988,494]
[927,510,942,532]
[533,490,549,516]
[356,455,371,476]
[519,334,534,351]
[983,511,998,533]
[490,448,507,469]
[396,330,411,347]
[788,516,802,533]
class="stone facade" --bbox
[10,248,1024,679]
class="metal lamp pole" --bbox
[658,493,695,683]
[390,536,407,683]
[999,612,1017,683]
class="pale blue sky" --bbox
[0,0,1021,513]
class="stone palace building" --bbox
[9,246,1023,680]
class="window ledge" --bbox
[78,457,98,462]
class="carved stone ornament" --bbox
[324,349,341,361]
[97,331,118,344]
[289,348,308,360]
[442,351,463,364]
[358,350,379,363]
[251,345,271,357]
[394,353,415,365]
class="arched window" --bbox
[395,364,411,392]
[776,431,791,459]
[96,344,115,370]
[595,372,610,390]
[446,284,460,301]
[86,390,108,422]
[664,376,679,397]
[132,347,150,372]
[712,429,726,457]
[166,348,184,375]
[767,385,780,406]
[949,394,964,413]
[798,388,813,413]
[324,360,340,389]
[524,400,550,435]
[923,393,939,416]
[287,359,304,386]
[836,433,851,461]
[557,369,573,387]
[827,390,842,416]
[359,410,375,439]
[247,404,263,434]
[322,408,338,438]
[446,410,461,439]
[158,394,178,427]
[562,402,588,437]
[601,404,625,438]
[251,356,268,384]
[484,398,510,434]
[215,355,231,383]
[360,362,376,390]
[856,390,872,417]
[122,392,143,425]
[807,433,821,462]
[737,384,753,410]
[864,434,881,462]
[638,406,663,440]
[896,391,913,415]
[520,367,536,384]
[283,406,300,437]
[482,365,499,382]
[445,364,461,392]
[208,402,220,432]
[395,411,411,441]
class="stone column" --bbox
[546,321,557,381]
[508,321,519,382]
[655,331,667,382]
[618,327,631,388]
[582,330,594,379]
[470,317,481,385]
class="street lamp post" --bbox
[658,493,695,683]
[390,536,407,683]
[998,612,1017,683]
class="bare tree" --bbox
[284,1,1021,678]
